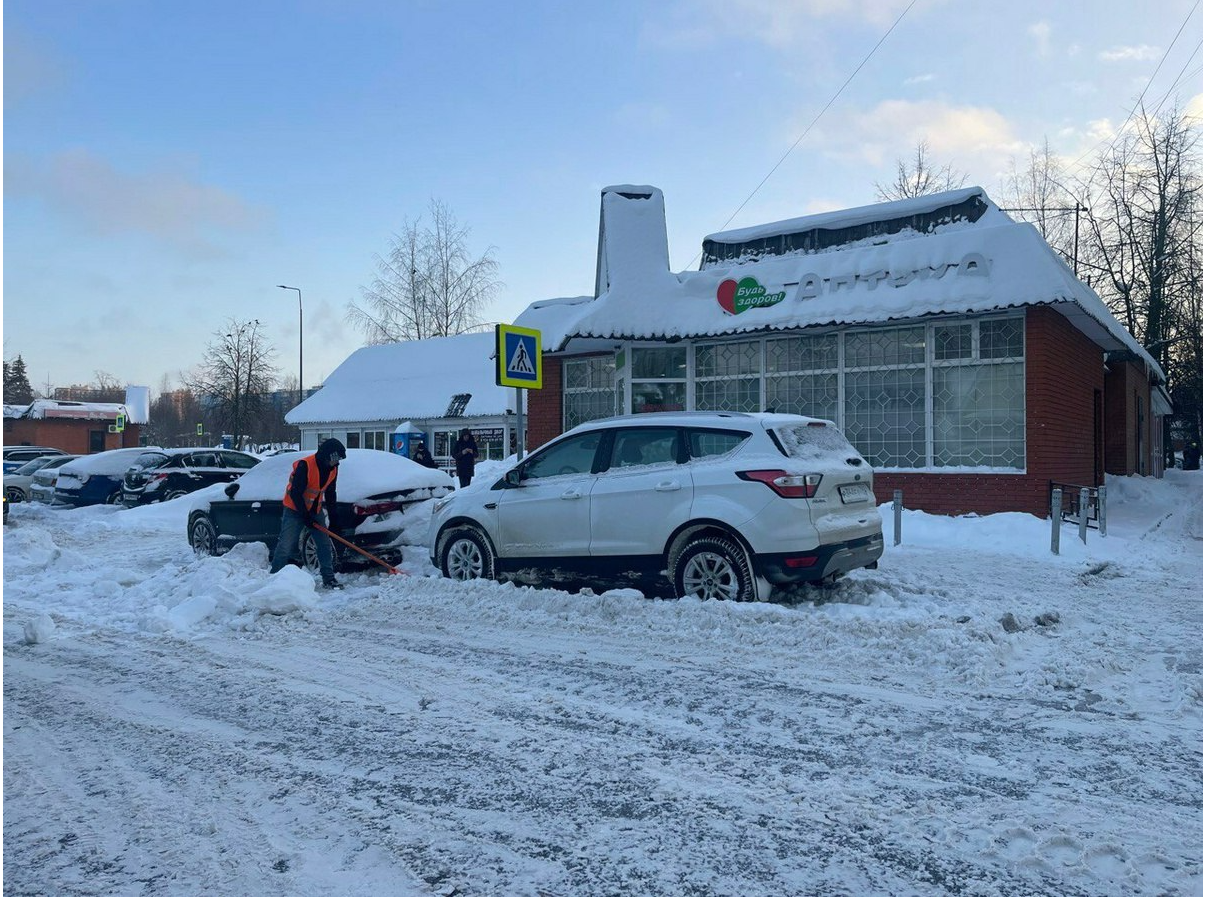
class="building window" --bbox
[844,327,928,468]
[763,334,839,420]
[931,318,1025,468]
[563,356,616,430]
[559,313,1025,471]
[346,431,361,449]
[631,346,686,413]
[363,430,386,451]
[695,341,761,412]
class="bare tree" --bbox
[347,199,503,343]
[1001,137,1084,268]
[1078,102,1203,444]
[874,141,968,201]
[187,319,279,449]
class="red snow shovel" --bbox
[312,523,407,576]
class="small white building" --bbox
[285,332,525,472]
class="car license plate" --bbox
[838,483,871,504]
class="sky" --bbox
[1,465,1202,892]
[2,0,1204,397]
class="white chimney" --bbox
[124,385,151,424]
[594,185,670,297]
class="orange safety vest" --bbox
[282,456,337,515]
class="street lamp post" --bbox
[276,285,303,407]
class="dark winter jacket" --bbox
[454,434,479,477]
[412,446,438,469]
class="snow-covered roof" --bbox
[514,186,1165,384]
[3,387,150,424]
[286,332,522,426]
[4,399,136,422]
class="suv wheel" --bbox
[5,486,24,503]
[673,535,761,602]
[440,526,496,581]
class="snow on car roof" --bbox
[59,447,163,476]
[223,449,452,503]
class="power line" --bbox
[1062,0,1200,180]
[682,0,919,272]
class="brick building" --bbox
[3,387,151,454]
[513,185,1170,517]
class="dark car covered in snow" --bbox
[186,449,454,573]
[121,448,261,506]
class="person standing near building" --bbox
[269,437,346,589]
[454,428,479,488]
[412,442,438,469]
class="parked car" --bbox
[3,446,66,475]
[186,449,454,573]
[53,448,162,507]
[428,411,885,601]
[29,457,84,504]
[121,448,260,507]
[5,454,80,502]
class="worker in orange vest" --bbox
[269,438,346,588]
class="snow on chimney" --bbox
[594,185,670,297]
[124,385,151,424]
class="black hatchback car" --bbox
[122,448,261,506]
[186,449,454,574]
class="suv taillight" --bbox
[736,469,822,498]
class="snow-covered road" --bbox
[2,471,1202,895]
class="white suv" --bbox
[428,411,884,601]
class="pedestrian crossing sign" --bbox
[496,324,543,390]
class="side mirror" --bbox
[504,468,522,488]
[224,482,240,499]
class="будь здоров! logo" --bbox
[716,277,786,315]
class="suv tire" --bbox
[673,535,762,602]
[441,526,496,581]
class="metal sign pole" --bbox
[515,387,524,461]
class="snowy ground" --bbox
[1,470,1202,896]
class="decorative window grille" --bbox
[563,356,616,430]
[931,318,1025,467]
[695,340,761,412]
[560,313,1025,470]
[763,334,839,420]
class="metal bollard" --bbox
[1098,485,1107,536]
[1050,488,1062,555]
[1079,487,1089,544]
[893,489,903,546]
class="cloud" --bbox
[1028,21,1051,57]
[1099,44,1161,63]
[643,0,924,49]
[1184,92,1202,119]
[807,100,1026,173]
[3,30,68,106]
[903,73,935,86]
[5,150,265,258]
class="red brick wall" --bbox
[877,306,1104,517]
[529,355,566,448]
[1102,359,1149,476]
[3,419,143,453]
